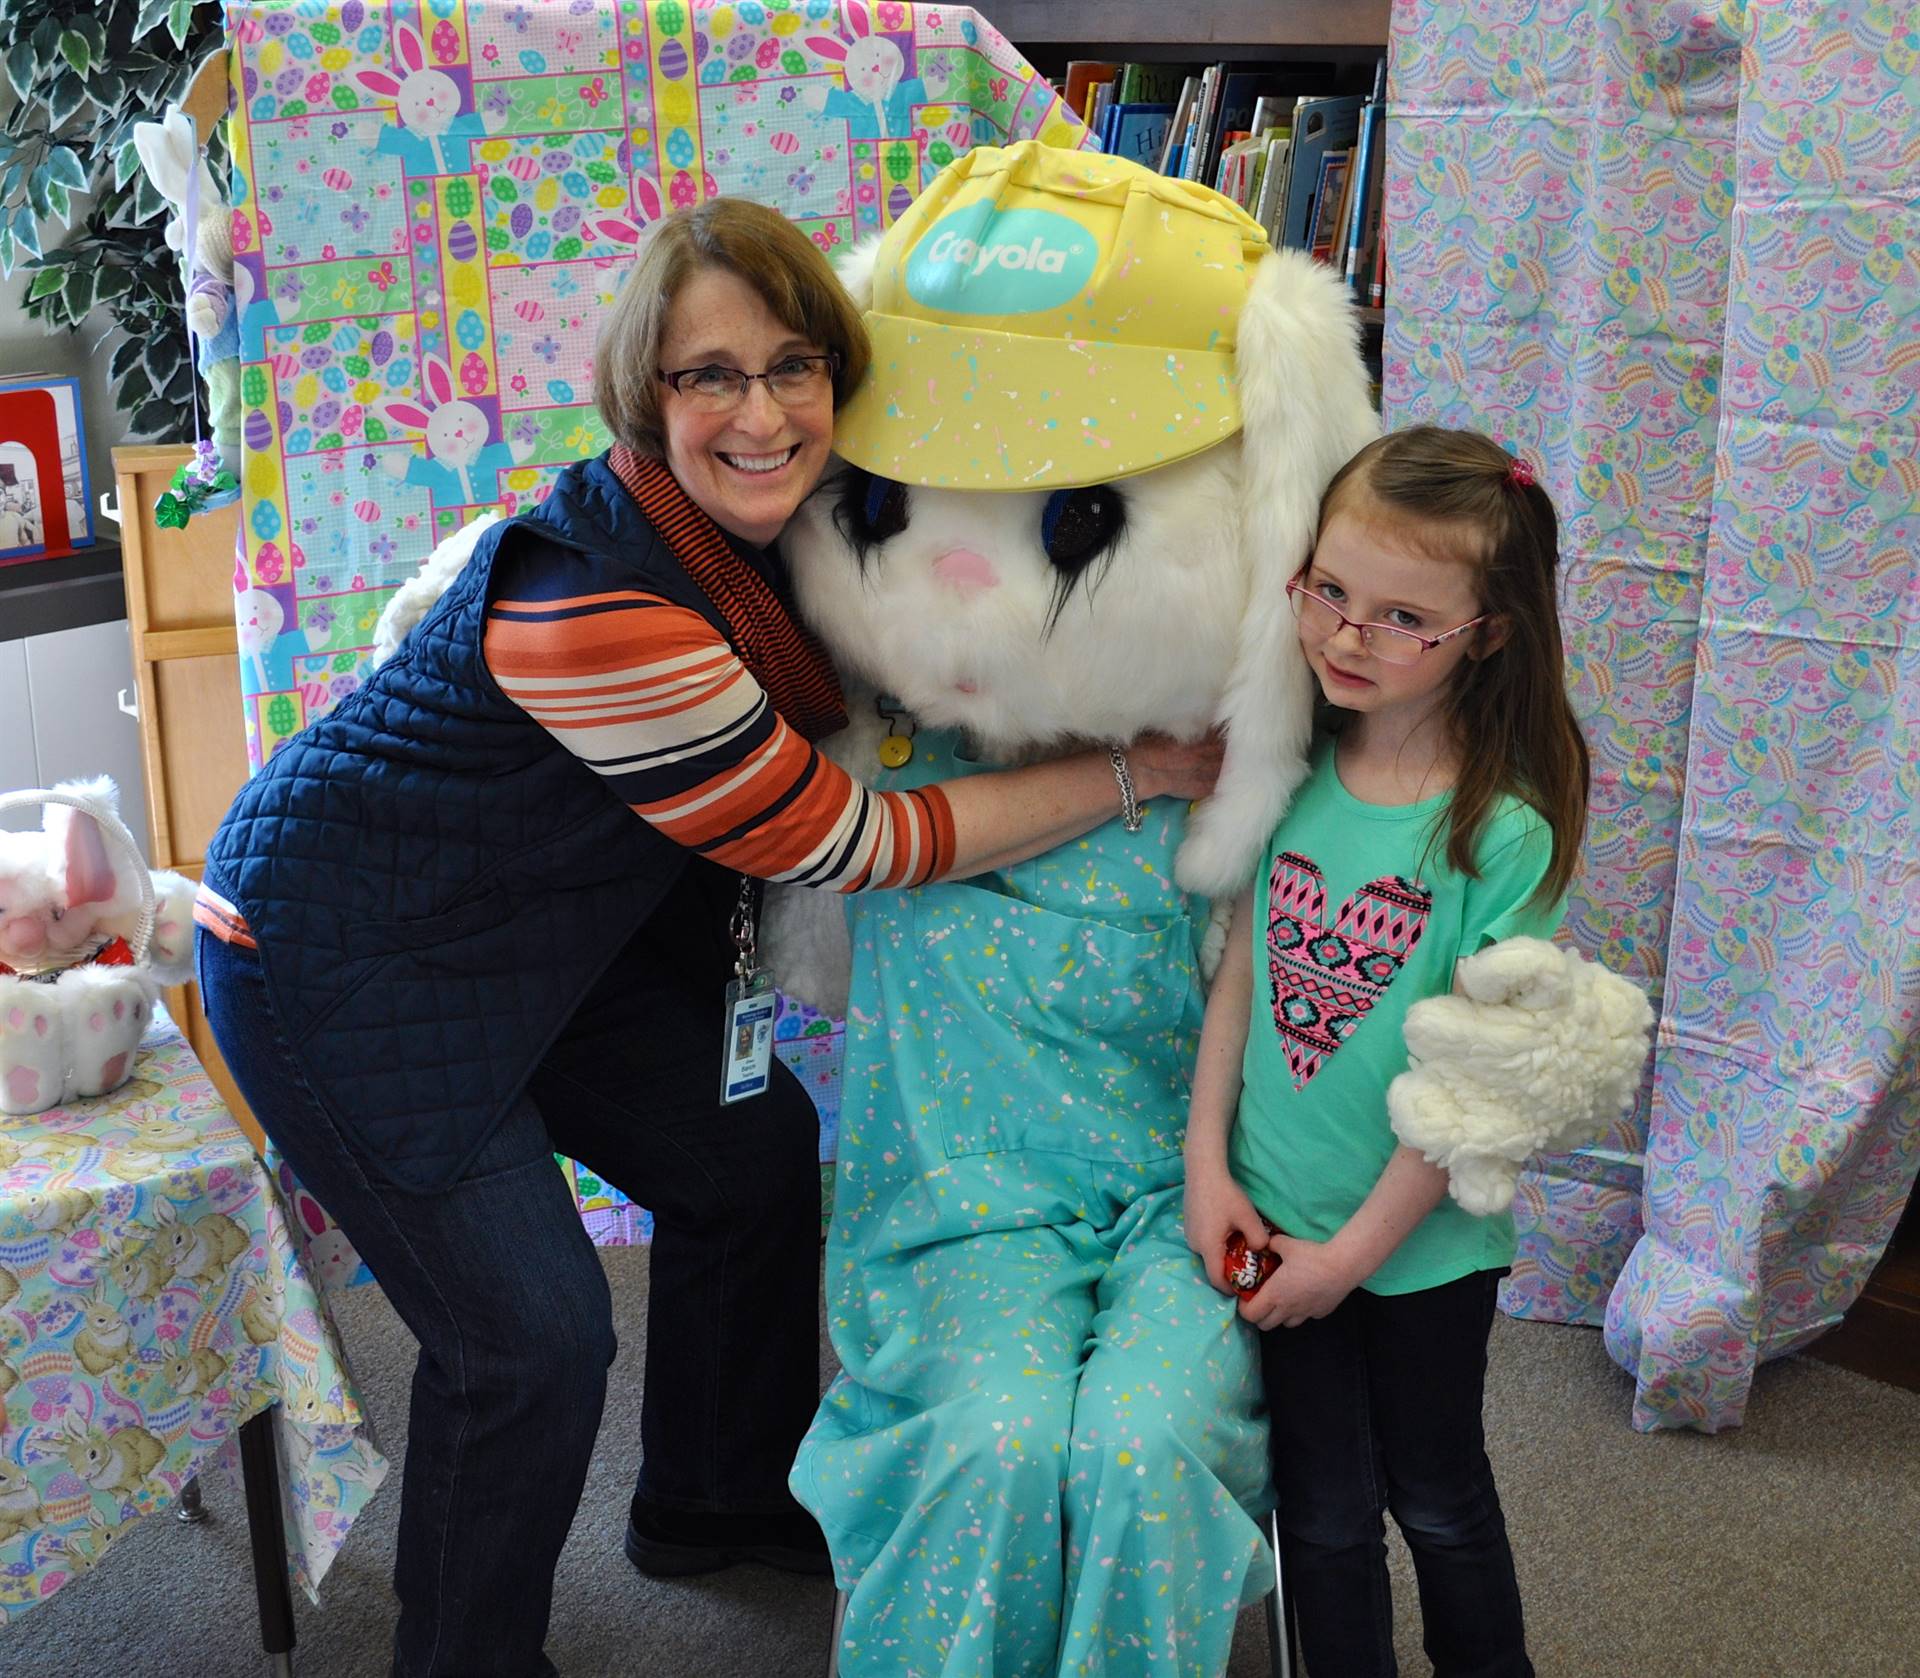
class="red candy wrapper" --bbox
[1224,1230,1281,1299]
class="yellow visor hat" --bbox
[832,140,1272,492]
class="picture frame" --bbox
[0,372,95,565]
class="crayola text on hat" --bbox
[833,141,1273,492]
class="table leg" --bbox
[238,1409,297,1678]
[176,1475,209,1524]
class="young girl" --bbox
[1184,425,1588,1678]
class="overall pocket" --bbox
[904,880,1199,1164]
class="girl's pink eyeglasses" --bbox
[1286,580,1490,666]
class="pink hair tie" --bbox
[1506,455,1536,489]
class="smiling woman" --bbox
[189,191,1229,1673]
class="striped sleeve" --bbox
[484,582,954,891]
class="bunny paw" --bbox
[0,995,62,1115]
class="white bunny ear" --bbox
[132,109,225,254]
[1174,249,1381,897]
[833,234,885,313]
[131,112,192,205]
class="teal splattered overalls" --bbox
[791,732,1272,1677]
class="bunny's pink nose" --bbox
[932,548,999,593]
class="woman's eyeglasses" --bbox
[1286,580,1489,666]
[657,353,838,412]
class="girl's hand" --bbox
[1239,1233,1364,1330]
[1127,730,1227,803]
[1184,1167,1271,1295]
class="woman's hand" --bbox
[1239,1233,1364,1331]
[1127,730,1227,803]
[1184,1165,1271,1296]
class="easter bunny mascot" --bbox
[774,142,1382,1678]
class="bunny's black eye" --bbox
[1037,485,1128,631]
[832,467,912,562]
[1041,487,1126,576]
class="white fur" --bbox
[0,777,187,1113]
[786,446,1244,755]
[1387,938,1655,1214]
[372,511,505,665]
[1174,249,1381,896]
[757,690,886,1016]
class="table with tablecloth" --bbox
[0,1009,385,1625]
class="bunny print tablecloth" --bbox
[0,1008,386,1623]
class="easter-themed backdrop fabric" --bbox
[224,0,1089,1239]
[1388,0,1920,1429]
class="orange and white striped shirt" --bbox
[482,582,953,891]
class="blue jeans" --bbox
[1260,1268,1533,1678]
[198,861,823,1677]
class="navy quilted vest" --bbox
[204,455,744,1192]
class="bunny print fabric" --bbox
[791,732,1272,1678]
[0,1012,385,1622]
[224,2,1088,768]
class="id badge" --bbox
[720,968,777,1105]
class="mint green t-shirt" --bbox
[1231,736,1564,1295]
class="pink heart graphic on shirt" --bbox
[1266,851,1432,1090]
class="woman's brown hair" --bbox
[594,197,870,456]
[1317,424,1591,906]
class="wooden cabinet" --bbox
[111,445,263,1150]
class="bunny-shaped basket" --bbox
[0,784,197,1117]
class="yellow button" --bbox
[878,735,913,769]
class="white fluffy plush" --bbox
[0,778,185,1114]
[1388,937,1656,1214]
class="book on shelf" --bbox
[1194,70,1282,190]
[1115,62,1191,105]
[1105,103,1175,167]
[1156,76,1199,174]
[1179,65,1219,180]
[1254,132,1293,235]
[1340,59,1389,293]
[1343,99,1385,291]
[1275,94,1365,252]
[1305,148,1353,264]
[1064,60,1119,119]
[1087,74,1120,141]
[1248,95,1291,143]
[1076,54,1388,311]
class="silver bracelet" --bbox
[1108,744,1144,832]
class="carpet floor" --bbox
[7,1243,1918,1677]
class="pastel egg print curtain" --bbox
[1387,0,1920,1430]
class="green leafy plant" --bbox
[1,0,225,438]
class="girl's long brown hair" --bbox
[1318,425,1590,906]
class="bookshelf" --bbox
[1008,7,1392,389]
[990,1,1390,50]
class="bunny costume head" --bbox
[783,141,1381,894]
